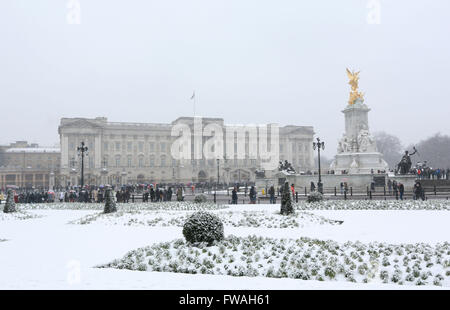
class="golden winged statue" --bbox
[346,68,364,105]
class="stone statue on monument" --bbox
[346,68,365,105]
[338,135,351,153]
[357,129,376,152]
[278,160,296,174]
[397,147,418,175]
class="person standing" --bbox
[176,187,183,201]
[249,186,256,204]
[414,181,425,201]
[231,187,238,204]
[150,187,155,202]
[116,190,121,203]
[269,185,275,204]
[310,182,316,192]
[392,180,398,199]
[398,183,404,200]
[167,187,173,201]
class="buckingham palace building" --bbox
[58,117,314,187]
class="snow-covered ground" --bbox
[0,202,449,289]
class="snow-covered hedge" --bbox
[182,212,224,245]
[0,210,41,221]
[307,192,323,203]
[98,236,450,287]
[296,200,450,211]
[70,210,342,228]
[194,194,208,203]
[19,201,228,211]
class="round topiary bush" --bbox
[182,211,224,245]
[194,194,208,203]
[307,191,323,203]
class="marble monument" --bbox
[330,69,389,174]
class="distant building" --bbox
[0,141,60,190]
[58,117,314,187]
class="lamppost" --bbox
[217,159,220,190]
[313,137,325,193]
[77,142,88,189]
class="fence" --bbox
[101,185,450,204]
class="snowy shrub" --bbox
[104,188,117,214]
[379,270,389,281]
[182,211,224,245]
[3,190,16,213]
[99,236,450,287]
[324,267,336,279]
[391,273,401,283]
[306,191,323,203]
[194,194,208,203]
[1,210,42,221]
[295,200,450,211]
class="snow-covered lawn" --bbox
[0,201,449,289]
[295,200,450,210]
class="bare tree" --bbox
[373,131,403,169]
[409,133,450,169]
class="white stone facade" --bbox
[58,117,314,186]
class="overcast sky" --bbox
[1,0,449,157]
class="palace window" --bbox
[149,155,155,167]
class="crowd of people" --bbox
[414,166,450,180]
[0,184,187,204]
[0,181,256,204]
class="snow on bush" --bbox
[295,200,450,211]
[98,236,450,287]
[70,209,342,228]
[307,192,323,203]
[103,188,117,214]
[194,194,208,203]
[182,212,224,245]
[20,201,228,211]
[0,210,41,221]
